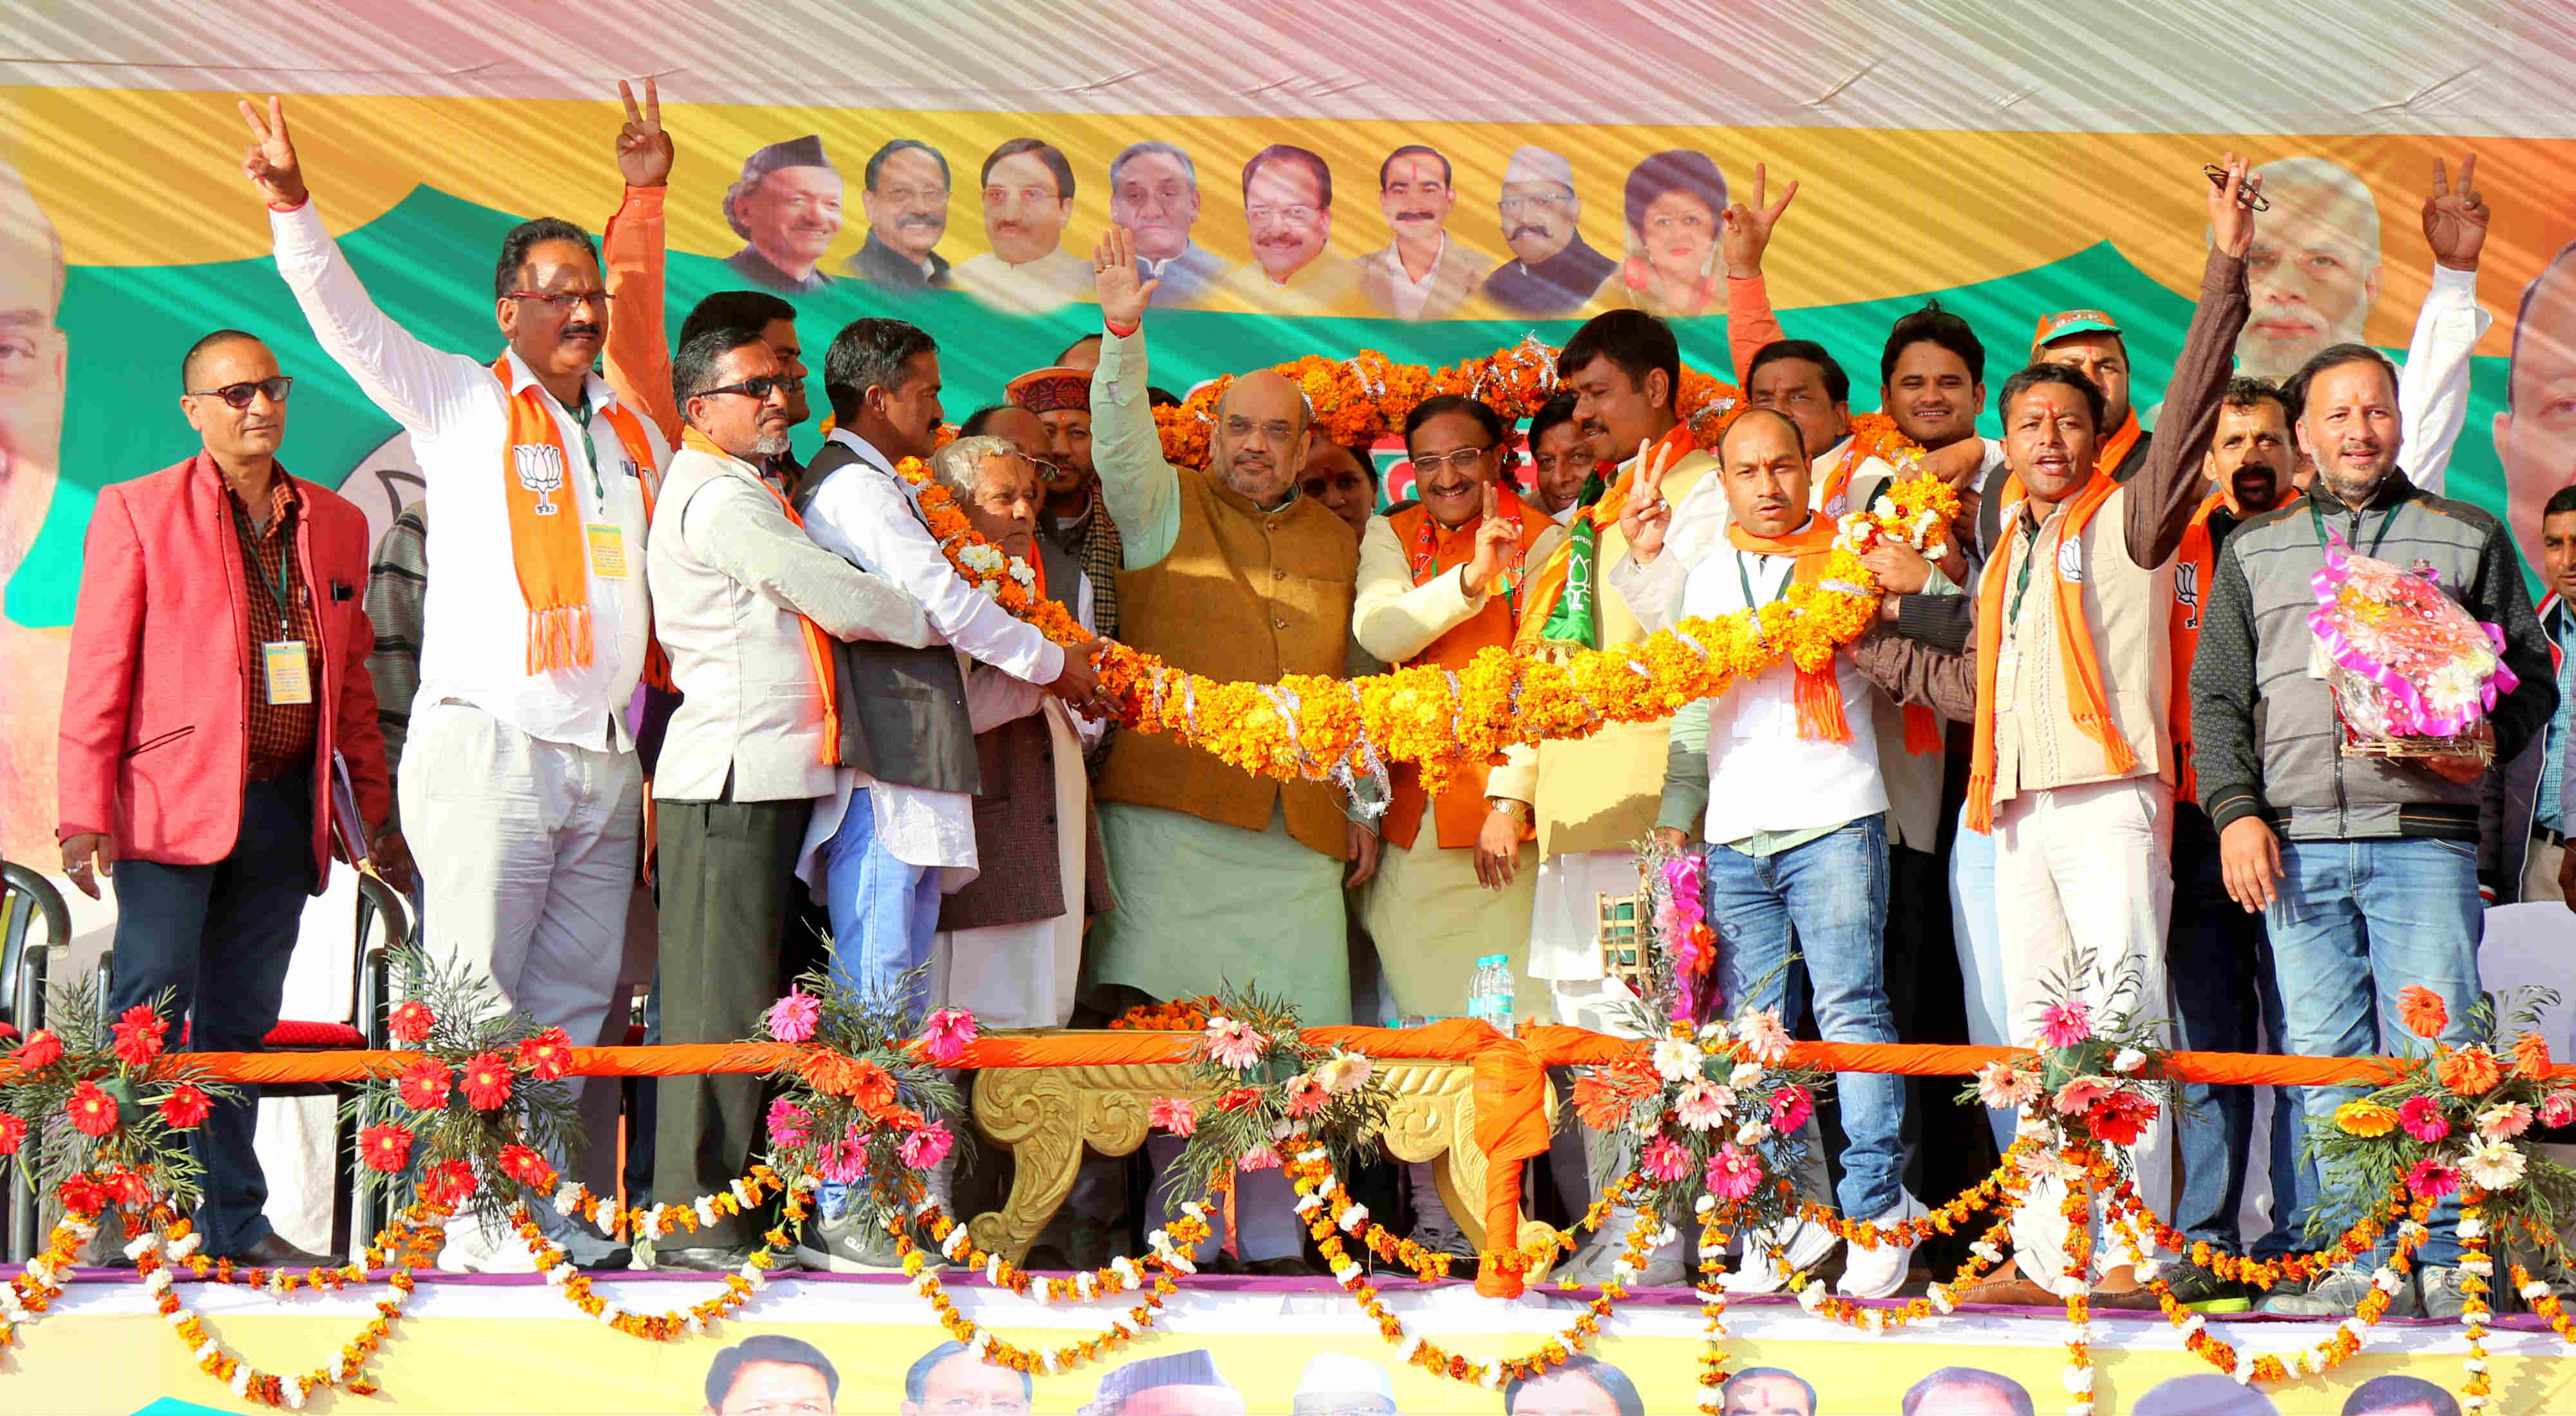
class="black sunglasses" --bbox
[189,376,294,410]
[698,376,788,401]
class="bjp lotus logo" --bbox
[514,445,567,515]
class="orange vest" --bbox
[1378,490,1554,851]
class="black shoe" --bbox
[226,1232,338,1269]
[2158,1263,2253,1313]
[1239,1255,1316,1277]
[648,1244,754,1272]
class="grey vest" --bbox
[797,441,980,794]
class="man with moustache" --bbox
[952,137,1091,314]
[2493,485,2576,910]
[722,135,842,294]
[58,329,402,1267]
[1525,392,1591,522]
[1359,144,1491,321]
[250,95,669,1270]
[642,327,929,1272]
[1086,228,1367,1269]
[849,139,952,290]
[1481,146,1615,318]
[0,150,69,869]
[1108,140,1229,307]
[1213,144,1361,315]
[2195,338,2555,1321]
[1003,363,1122,645]
[902,1341,1033,1416]
[2500,238,2576,584]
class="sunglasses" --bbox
[189,376,294,409]
[698,376,789,401]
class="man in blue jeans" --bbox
[1611,407,1920,1299]
[2193,341,2559,1319]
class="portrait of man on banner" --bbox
[1213,143,1361,316]
[2235,155,2383,381]
[1481,144,1616,318]
[723,135,844,294]
[0,149,67,867]
[2502,236,2576,575]
[952,136,1092,314]
[1358,142,1491,321]
[1109,140,1230,307]
[849,138,953,291]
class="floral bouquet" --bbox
[1148,984,1391,1213]
[352,943,583,1220]
[2314,985,2576,1252]
[1961,955,2173,1178]
[1629,836,1717,1026]
[757,966,972,1226]
[2308,534,2518,761]
[1573,1001,1826,1235]
[0,977,232,1218]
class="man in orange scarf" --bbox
[1613,408,1924,1300]
[1852,156,2267,1307]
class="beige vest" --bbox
[1846,466,1946,851]
[1990,484,2174,805]
[1097,466,1359,856]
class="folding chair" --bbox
[2,860,71,1261]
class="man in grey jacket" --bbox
[2192,341,2558,1320]
[643,327,931,1271]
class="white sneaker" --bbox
[1835,1192,1926,1299]
[1723,1215,1837,1295]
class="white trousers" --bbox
[1991,776,2174,1281]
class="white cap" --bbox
[1294,1352,1396,1403]
[1501,145,1575,192]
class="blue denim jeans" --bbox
[1948,798,2014,1154]
[1703,814,1906,1221]
[815,786,943,1218]
[2168,805,2305,1258]
[2268,836,2484,1268]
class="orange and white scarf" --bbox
[1966,469,2134,832]
[1725,517,1853,743]
[495,357,661,678]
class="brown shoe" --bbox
[1954,1265,2059,1306]
[228,1232,337,1269]
[2090,1264,2166,1310]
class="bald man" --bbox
[0,151,69,866]
[1081,226,1365,1271]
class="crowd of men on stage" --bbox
[50,84,2576,1330]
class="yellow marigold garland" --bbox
[889,1195,1213,1375]
[516,1168,807,1339]
[2458,1194,2494,1413]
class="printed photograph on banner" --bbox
[901,1340,1034,1415]
[1289,1352,1401,1415]
[850,138,954,292]
[701,1333,840,1414]
[1360,143,1491,321]
[1503,1354,1645,1415]
[1899,1365,2036,1416]
[0,149,68,866]
[2501,233,2576,577]
[1482,144,1615,320]
[1720,1366,1817,1416]
[1217,144,1361,316]
[1081,1347,1247,1415]
[953,137,1088,314]
[722,135,844,295]
[2337,1373,2463,1416]
[1109,140,1230,307]
[2237,155,2385,383]
[1611,150,1728,320]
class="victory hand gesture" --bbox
[2207,151,2260,260]
[1618,437,1680,564]
[616,78,674,188]
[238,95,308,209]
[1719,162,1798,279]
[1463,480,1517,592]
[2423,154,2488,272]
[1094,227,1159,329]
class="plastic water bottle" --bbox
[1467,955,1516,1034]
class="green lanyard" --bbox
[231,499,297,641]
[1735,549,1790,611]
[2309,494,2397,560]
[554,388,606,504]
[2009,512,2047,626]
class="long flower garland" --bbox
[889,1196,1213,1376]
[515,1169,808,1339]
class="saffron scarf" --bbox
[1406,483,1528,615]
[681,428,843,765]
[1516,422,1697,652]
[494,358,663,678]
[1725,517,1853,743]
[1965,468,2136,832]
[2166,491,2228,805]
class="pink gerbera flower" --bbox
[1734,1008,1792,1066]
[1673,1080,1734,1133]
[2052,1076,2112,1115]
[2404,1157,2460,1202]
[1236,1143,1283,1172]
[1205,1017,1268,1070]
[1150,1096,1198,1136]
[819,1127,870,1184]
[2541,1089,2576,1128]
[765,1097,813,1148]
[1768,1084,1814,1134]
[2038,1000,2092,1049]
[900,1121,954,1171]
[2475,1101,2533,1141]
[1641,1135,1693,1183]
[1283,1074,1329,1119]
[766,989,821,1043]
[1975,1060,2040,1110]
[1705,1143,1764,1203]
[2398,1095,2452,1143]
[919,1008,978,1066]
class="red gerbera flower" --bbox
[359,1123,415,1174]
[106,1169,155,1209]
[157,1083,214,1130]
[1218,1087,1264,1113]
[0,1111,25,1155]
[2085,1089,2159,1148]
[14,1028,63,1070]
[497,1143,556,1191]
[419,1158,478,1207]
[110,1004,169,1068]
[515,1027,575,1082]
[66,1080,120,1137]
[55,1173,109,1216]
[385,1000,437,1044]
[459,1053,513,1111]
[396,1058,453,1111]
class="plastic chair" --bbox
[2,860,72,1260]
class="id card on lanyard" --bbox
[558,390,629,581]
[234,502,312,705]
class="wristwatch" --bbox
[1487,798,1533,828]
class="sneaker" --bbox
[794,1208,924,1274]
[2259,1263,2415,1318]
[646,1243,754,1273]
[1836,1194,1926,1299]
[2160,1263,2253,1314]
[1724,1216,1838,1296]
[2418,1264,2491,1320]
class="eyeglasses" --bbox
[1026,454,1065,480]
[2201,164,2272,212]
[1224,416,1301,444]
[697,376,787,401]
[506,289,616,313]
[188,376,294,409]
[1410,446,1493,475]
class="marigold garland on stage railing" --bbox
[889,1196,1212,1376]
[516,1169,810,1339]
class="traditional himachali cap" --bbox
[726,135,835,238]
[1088,1349,1233,1410]
[1294,1353,1395,1404]
[1007,365,1092,414]
[2031,308,2122,352]
[1501,144,1577,192]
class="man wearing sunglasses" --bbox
[643,327,929,1272]
[58,329,405,1268]
[247,92,674,1271]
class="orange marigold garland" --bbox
[519,1169,808,1339]
[2457,1194,2494,1413]
[891,1193,1213,1375]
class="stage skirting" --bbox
[15,1269,2573,1415]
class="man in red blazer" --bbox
[57,329,410,1265]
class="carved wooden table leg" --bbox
[968,1067,1084,1263]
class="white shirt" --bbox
[270,200,665,751]
[2398,262,2491,497]
[797,430,1068,880]
[1373,234,1448,321]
